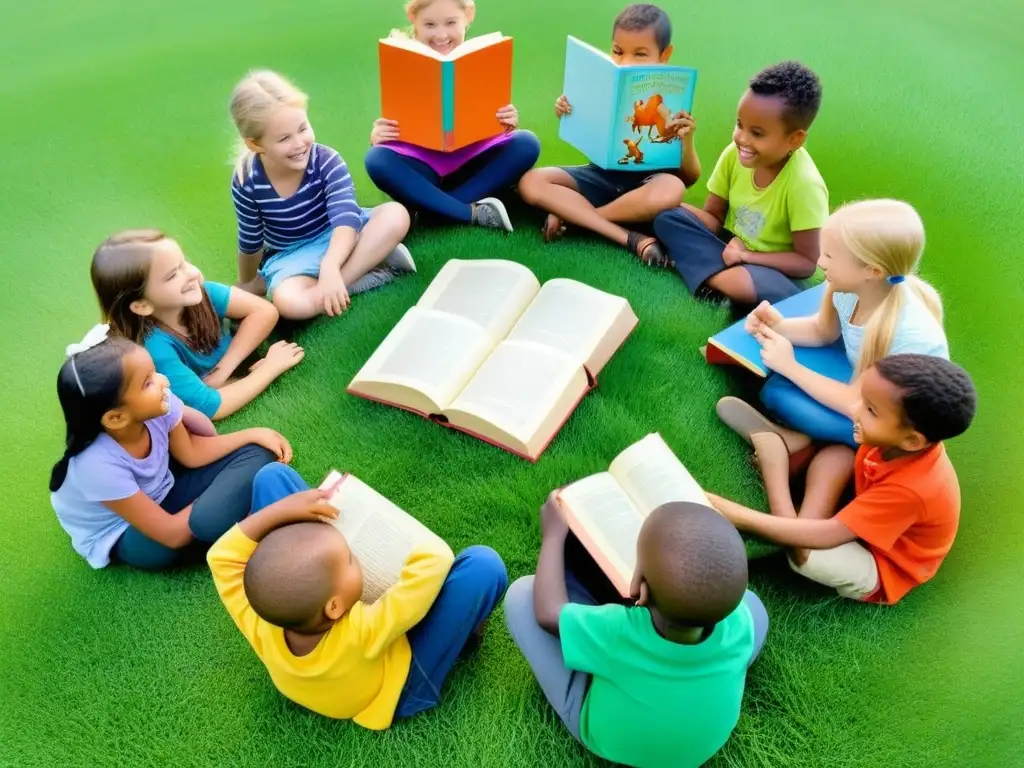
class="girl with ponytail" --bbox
[50,326,291,570]
[717,199,949,451]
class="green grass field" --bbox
[2,0,1022,765]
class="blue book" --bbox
[706,284,854,382]
[558,36,698,171]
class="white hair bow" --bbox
[66,324,110,357]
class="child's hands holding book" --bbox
[745,301,784,335]
[539,489,569,541]
[370,118,401,145]
[754,325,797,374]
[554,94,572,118]
[497,104,519,131]
[666,110,696,139]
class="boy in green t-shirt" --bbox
[504,493,768,768]
[654,61,829,308]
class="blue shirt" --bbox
[51,393,184,568]
[833,289,949,367]
[145,281,232,418]
[231,143,365,255]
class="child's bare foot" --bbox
[626,232,674,268]
[542,213,567,242]
[751,432,791,485]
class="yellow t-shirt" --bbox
[207,526,454,730]
[706,144,829,253]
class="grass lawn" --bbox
[1,0,1021,765]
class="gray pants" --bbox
[504,572,770,742]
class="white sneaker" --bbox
[472,197,513,232]
[384,243,416,273]
[348,267,396,295]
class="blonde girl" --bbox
[717,199,949,450]
[231,70,414,319]
[364,0,540,231]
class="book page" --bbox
[321,473,449,604]
[506,278,637,376]
[450,31,506,58]
[417,259,540,341]
[609,433,710,517]
[559,472,644,596]
[348,307,494,414]
[444,340,588,458]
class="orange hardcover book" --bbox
[379,32,513,152]
[558,434,712,598]
[346,259,638,462]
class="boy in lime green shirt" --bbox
[207,464,507,729]
[654,61,829,308]
[505,492,768,768]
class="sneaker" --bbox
[348,267,396,296]
[383,243,416,273]
[471,197,513,232]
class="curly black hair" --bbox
[875,354,977,443]
[613,4,672,52]
[749,61,822,132]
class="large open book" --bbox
[558,433,711,598]
[379,32,513,152]
[347,259,638,461]
[318,471,451,604]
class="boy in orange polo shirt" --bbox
[709,354,977,604]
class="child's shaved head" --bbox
[244,523,359,630]
[637,502,748,626]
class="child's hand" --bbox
[722,237,748,267]
[266,488,339,525]
[370,118,400,145]
[203,365,232,389]
[539,489,569,540]
[666,110,696,139]
[745,301,783,335]
[496,104,519,131]
[255,340,305,376]
[317,271,350,318]
[755,326,797,374]
[247,428,293,464]
[554,94,572,118]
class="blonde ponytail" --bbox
[825,199,944,377]
[229,70,309,184]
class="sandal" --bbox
[626,232,673,268]
[542,213,568,243]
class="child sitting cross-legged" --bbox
[207,466,508,729]
[504,493,768,768]
[709,354,977,605]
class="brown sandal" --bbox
[626,232,673,268]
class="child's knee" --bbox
[645,175,687,212]
[457,545,509,592]
[503,576,537,630]
[253,462,300,491]
[518,168,545,202]
[509,130,542,164]
[364,145,392,180]
[374,201,411,236]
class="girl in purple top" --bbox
[365,0,541,232]
[49,326,291,571]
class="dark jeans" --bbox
[365,130,541,222]
[112,444,276,570]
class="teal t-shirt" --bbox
[560,601,755,768]
[145,281,232,418]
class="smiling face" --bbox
[115,346,172,423]
[817,224,882,292]
[611,25,672,65]
[134,237,204,314]
[733,90,805,169]
[411,0,473,55]
[850,366,924,452]
[251,105,315,172]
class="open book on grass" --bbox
[558,433,711,597]
[319,471,451,604]
[347,259,638,461]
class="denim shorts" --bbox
[562,163,658,208]
[259,207,373,294]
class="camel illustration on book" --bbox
[625,94,678,143]
[618,136,645,165]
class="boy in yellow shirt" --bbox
[207,464,507,729]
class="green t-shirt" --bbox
[560,601,756,768]
[706,143,829,253]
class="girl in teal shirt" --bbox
[91,229,304,419]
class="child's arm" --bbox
[706,494,857,550]
[104,492,195,549]
[677,192,728,233]
[317,149,365,316]
[202,288,279,386]
[730,228,820,279]
[353,542,455,658]
[181,406,216,437]
[756,325,860,415]
[534,491,571,635]
[168,422,291,468]
[666,111,701,188]
[232,178,266,288]
[748,284,841,347]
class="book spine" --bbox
[606,67,623,169]
[442,59,455,152]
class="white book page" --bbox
[609,433,710,516]
[417,259,540,341]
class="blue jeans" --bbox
[365,130,541,222]
[761,374,857,447]
[246,464,509,720]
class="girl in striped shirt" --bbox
[231,70,414,319]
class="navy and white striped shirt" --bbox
[231,143,364,255]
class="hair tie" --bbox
[887,275,906,285]
[66,324,110,396]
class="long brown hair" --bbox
[90,229,222,354]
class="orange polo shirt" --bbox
[836,444,960,604]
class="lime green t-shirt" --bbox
[560,601,755,768]
[706,143,829,253]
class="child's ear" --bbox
[659,44,673,63]
[788,128,808,152]
[463,4,476,24]
[128,298,154,317]
[899,427,929,454]
[100,407,129,432]
[323,595,346,621]
[244,137,264,155]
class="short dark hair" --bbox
[875,354,977,443]
[613,4,672,52]
[748,60,822,132]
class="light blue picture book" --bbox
[707,283,854,382]
[558,35,698,171]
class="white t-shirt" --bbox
[832,289,949,367]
